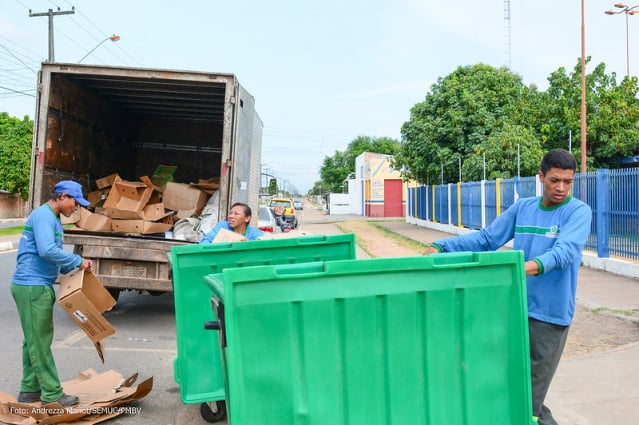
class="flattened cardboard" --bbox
[95,173,119,189]
[0,369,152,425]
[77,208,112,232]
[87,188,109,208]
[58,270,116,360]
[212,228,247,242]
[103,176,154,212]
[163,182,210,218]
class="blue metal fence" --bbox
[407,168,639,262]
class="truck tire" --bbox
[200,401,226,423]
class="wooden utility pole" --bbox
[29,8,75,63]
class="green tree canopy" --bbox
[0,113,32,199]
[320,135,400,192]
[396,64,542,184]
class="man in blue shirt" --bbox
[11,180,93,407]
[200,202,264,243]
[425,149,592,425]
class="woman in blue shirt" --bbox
[200,202,264,243]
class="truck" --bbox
[28,63,262,300]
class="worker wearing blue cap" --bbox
[10,180,93,407]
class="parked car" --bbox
[269,197,298,229]
[293,198,303,210]
[257,205,280,233]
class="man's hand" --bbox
[423,246,440,255]
[80,258,93,274]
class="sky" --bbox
[1,0,638,194]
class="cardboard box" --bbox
[77,208,112,232]
[87,188,110,208]
[61,209,81,224]
[106,202,172,221]
[163,182,210,218]
[111,215,173,234]
[103,176,155,212]
[58,270,116,361]
[95,173,119,189]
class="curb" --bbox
[0,240,18,252]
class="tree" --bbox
[0,113,32,199]
[396,64,541,184]
[319,135,400,192]
[543,58,639,167]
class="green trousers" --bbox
[11,284,64,402]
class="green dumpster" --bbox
[171,234,356,407]
[205,251,535,425]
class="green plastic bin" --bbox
[205,251,535,425]
[170,234,356,404]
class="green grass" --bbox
[369,222,431,252]
[592,307,638,317]
[0,226,24,236]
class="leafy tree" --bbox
[543,58,639,168]
[0,113,32,199]
[320,135,400,192]
[396,64,541,184]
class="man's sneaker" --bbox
[42,394,79,407]
[17,391,41,403]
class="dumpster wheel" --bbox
[200,401,226,423]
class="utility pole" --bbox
[29,8,75,63]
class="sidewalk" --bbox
[377,220,639,425]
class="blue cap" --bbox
[54,180,90,207]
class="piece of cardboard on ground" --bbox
[163,182,210,219]
[0,369,152,425]
[58,270,116,362]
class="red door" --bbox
[384,179,403,217]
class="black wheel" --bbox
[200,401,226,423]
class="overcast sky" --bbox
[1,0,637,193]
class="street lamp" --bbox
[78,34,120,63]
[604,3,639,77]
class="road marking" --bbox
[54,330,86,347]
[56,345,176,354]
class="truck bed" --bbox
[65,231,193,293]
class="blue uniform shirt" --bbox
[12,203,83,286]
[432,196,592,326]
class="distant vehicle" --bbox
[257,205,280,233]
[293,198,303,210]
[269,197,298,229]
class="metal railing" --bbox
[407,168,639,262]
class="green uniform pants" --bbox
[11,284,64,402]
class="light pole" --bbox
[78,35,120,63]
[605,3,639,77]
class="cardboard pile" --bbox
[0,368,152,425]
[69,170,214,235]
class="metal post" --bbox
[580,0,587,174]
[29,8,75,63]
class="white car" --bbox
[293,198,303,210]
[257,205,280,233]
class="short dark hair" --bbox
[230,202,252,218]
[540,149,577,174]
